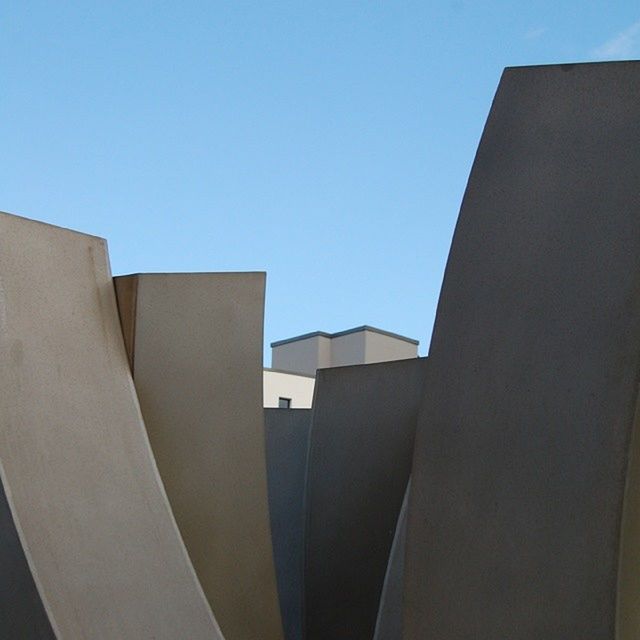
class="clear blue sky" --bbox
[2,2,638,362]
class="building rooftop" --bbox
[271,325,419,348]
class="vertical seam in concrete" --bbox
[300,371,322,640]
[615,382,640,640]
[372,479,411,640]
[259,273,286,640]
[113,276,138,375]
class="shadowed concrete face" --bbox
[373,481,409,640]
[304,358,427,640]
[265,409,313,640]
[0,212,222,639]
[405,61,640,639]
[115,273,283,640]
[0,481,54,638]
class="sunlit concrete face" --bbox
[115,273,284,640]
[263,369,316,408]
[264,408,313,640]
[405,61,640,640]
[304,358,427,640]
[0,212,222,639]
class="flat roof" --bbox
[271,325,419,348]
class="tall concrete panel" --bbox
[372,481,410,640]
[0,212,222,639]
[265,408,313,640]
[114,273,283,640]
[304,358,427,640]
[405,61,640,639]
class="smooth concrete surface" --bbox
[327,330,366,368]
[264,409,313,640]
[114,273,283,640]
[0,481,54,638]
[363,329,418,365]
[405,61,640,639]
[0,212,222,639]
[304,358,427,640]
[263,369,316,408]
[372,481,409,640]
[272,334,332,376]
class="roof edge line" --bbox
[271,325,419,347]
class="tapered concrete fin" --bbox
[405,61,640,639]
[114,273,284,640]
[113,275,138,372]
[0,211,223,639]
[303,358,427,640]
[264,408,313,640]
[373,480,410,640]
[0,479,55,638]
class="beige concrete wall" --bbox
[263,369,315,408]
[115,273,283,640]
[272,335,331,376]
[318,335,332,370]
[273,328,417,374]
[329,331,366,367]
[0,212,222,639]
[363,331,417,364]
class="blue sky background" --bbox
[2,2,638,362]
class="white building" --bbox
[263,325,419,408]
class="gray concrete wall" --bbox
[0,481,54,638]
[304,358,427,640]
[0,212,222,639]
[265,409,313,640]
[373,481,410,640]
[115,273,283,640]
[405,61,640,640]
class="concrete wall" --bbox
[115,273,283,640]
[272,334,331,376]
[263,369,316,408]
[304,358,427,640]
[264,409,313,640]
[373,481,410,640]
[329,331,366,367]
[0,212,222,639]
[364,330,417,364]
[405,61,640,640]
[272,327,418,375]
[0,481,54,638]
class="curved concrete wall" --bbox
[114,273,283,640]
[372,481,409,640]
[264,409,313,640]
[405,61,640,639]
[0,212,222,639]
[304,358,427,640]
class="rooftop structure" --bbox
[264,326,419,408]
[271,325,419,377]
